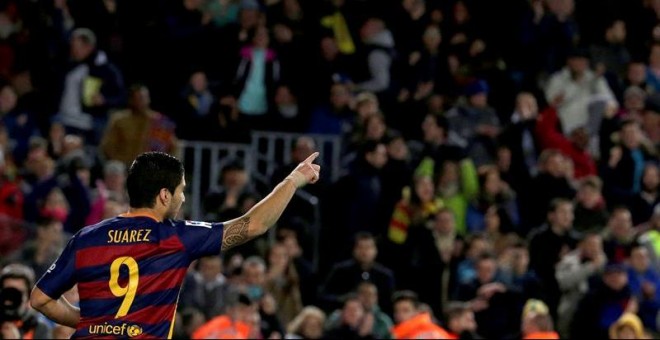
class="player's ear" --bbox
[158,188,170,204]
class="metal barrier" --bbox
[179,131,342,220]
[250,131,343,184]
[178,140,255,221]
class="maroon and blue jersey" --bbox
[35,213,224,339]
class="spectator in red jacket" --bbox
[535,104,597,179]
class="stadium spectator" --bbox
[608,312,646,339]
[573,176,609,234]
[323,293,374,339]
[390,290,450,339]
[177,70,217,139]
[308,82,354,136]
[544,46,616,136]
[179,255,232,320]
[204,161,259,224]
[55,27,125,145]
[234,25,282,129]
[555,233,607,337]
[571,264,635,339]
[528,198,580,318]
[0,84,38,166]
[325,281,393,339]
[265,242,303,325]
[602,206,637,264]
[600,117,656,207]
[455,253,521,338]
[445,79,501,167]
[8,217,65,279]
[406,207,463,317]
[466,166,519,233]
[285,306,326,339]
[629,163,660,226]
[625,245,660,332]
[444,301,479,339]
[526,150,576,229]
[0,264,52,339]
[100,84,179,167]
[191,292,259,339]
[319,232,395,314]
[535,103,597,179]
[521,312,560,339]
[499,92,541,195]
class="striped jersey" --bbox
[35,213,224,339]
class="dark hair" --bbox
[0,264,35,291]
[129,83,148,96]
[610,205,631,216]
[36,216,61,229]
[392,290,420,309]
[476,252,497,265]
[341,292,362,305]
[619,117,639,130]
[126,152,184,208]
[445,301,471,322]
[548,198,572,214]
[359,140,384,159]
[353,232,375,248]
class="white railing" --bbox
[179,131,342,221]
[250,131,343,185]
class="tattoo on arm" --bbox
[222,217,250,251]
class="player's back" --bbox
[36,213,225,339]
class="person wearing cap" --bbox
[625,245,660,332]
[571,262,635,339]
[544,45,616,136]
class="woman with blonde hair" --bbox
[285,306,326,339]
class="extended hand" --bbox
[286,152,321,188]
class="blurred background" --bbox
[1,0,660,338]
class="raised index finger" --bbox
[303,152,320,164]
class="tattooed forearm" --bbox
[222,217,250,251]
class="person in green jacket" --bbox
[416,156,479,235]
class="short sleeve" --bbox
[35,236,78,299]
[176,220,224,259]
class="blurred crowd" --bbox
[2,0,660,338]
